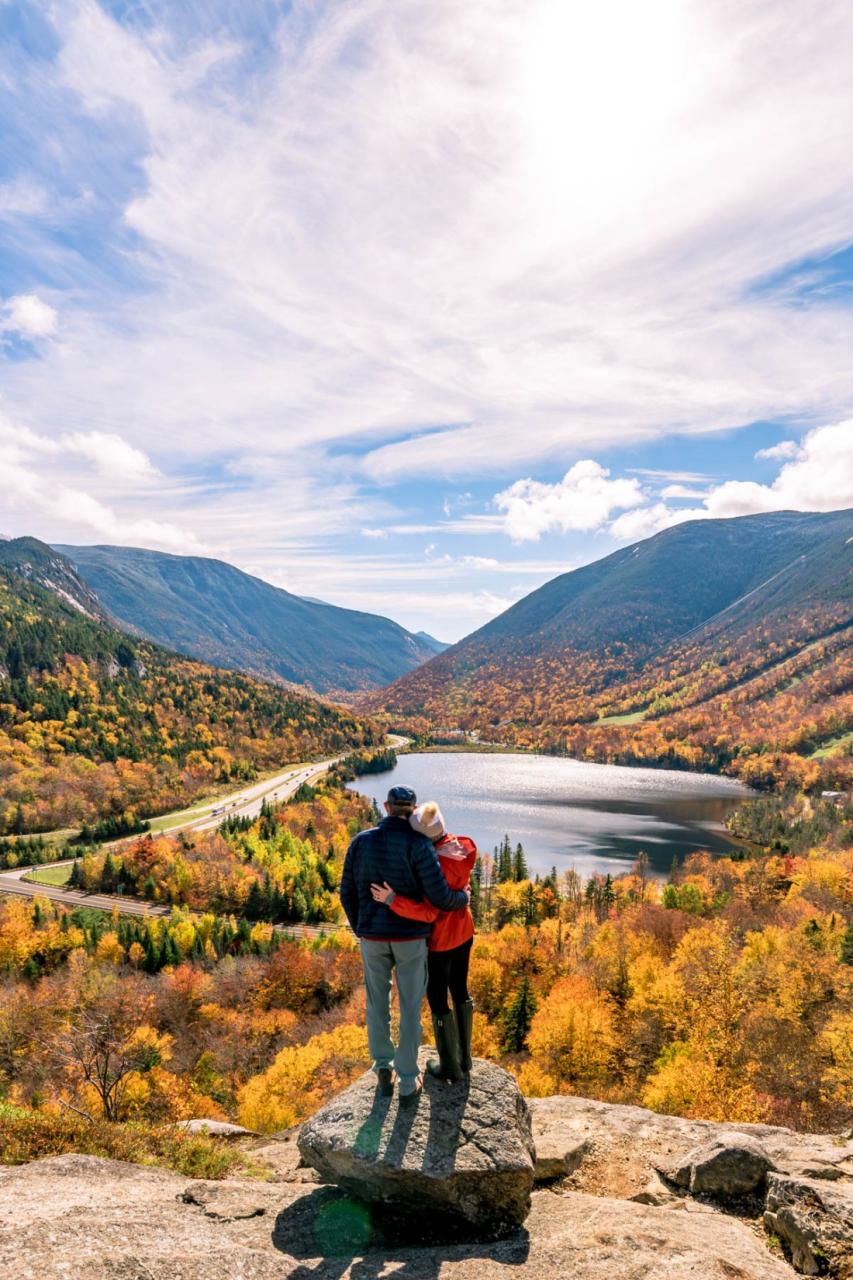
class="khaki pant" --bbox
[359,938,428,1094]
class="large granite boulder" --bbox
[661,1137,776,1198]
[298,1054,535,1238]
[764,1172,853,1277]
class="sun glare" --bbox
[515,0,696,231]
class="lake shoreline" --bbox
[349,749,749,880]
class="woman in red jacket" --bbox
[371,800,475,1083]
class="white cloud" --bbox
[660,484,710,499]
[361,527,387,539]
[62,432,159,483]
[628,469,712,483]
[608,419,853,539]
[0,179,48,218]
[609,503,688,541]
[2,0,853,628]
[701,421,853,516]
[494,460,644,543]
[1,294,58,339]
[0,413,197,551]
[755,440,799,461]
[2,0,853,490]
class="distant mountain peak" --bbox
[0,537,106,621]
[378,508,853,784]
[416,630,450,654]
[53,542,441,694]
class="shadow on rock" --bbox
[272,1185,531,1280]
[353,1091,393,1161]
[424,1073,469,1174]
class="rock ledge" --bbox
[298,1053,535,1237]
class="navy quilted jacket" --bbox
[340,816,469,939]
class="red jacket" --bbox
[388,834,477,951]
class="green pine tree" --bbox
[513,843,529,882]
[501,976,537,1053]
[841,922,853,965]
[101,851,117,893]
[497,835,513,883]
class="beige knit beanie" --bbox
[410,801,446,842]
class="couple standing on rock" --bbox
[340,783,476,1107]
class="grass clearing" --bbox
[597,709,648,725]
[0,1108,267,1180]
[24,863,73,886]
[809,730,853,760]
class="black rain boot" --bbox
[454,999,474,1074]
[426,1011,464,1082]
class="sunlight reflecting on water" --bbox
[348,752,749,878]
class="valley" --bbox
[0,509,850,1183]
[375,509,852,792]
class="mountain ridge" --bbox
[0,542,374,833]
[53,542,438,694]
[376,508,853,787]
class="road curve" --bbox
[0,754,345,927]
[0,737,408,929]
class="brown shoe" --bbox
[376,1067,394,1097]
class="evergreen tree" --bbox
[161,933,180,967]
[497,835,513,883]
[469,856,483,925]
[840,922,853,965]
[501,976,537,1053]
[101,851,117,893]
[245,879,264,920]
[513,843,528,882]
[142,932,158,973]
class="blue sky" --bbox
[1,0,853,641]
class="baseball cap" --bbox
[387,784,417,805]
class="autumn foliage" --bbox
[0,566,375,834]
[377,605,852,793]
[1,786,850,1174]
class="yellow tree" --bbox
[524,975,617,1094]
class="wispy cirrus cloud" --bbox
[1,0,853,636]
[3,0,853,479]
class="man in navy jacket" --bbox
[341,784,468,1104]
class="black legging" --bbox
[426,938,473,1016]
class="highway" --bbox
[0,753,345,921]
[0,736,408,925]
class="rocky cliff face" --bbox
[1,1084,852,1279]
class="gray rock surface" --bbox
[1,1093,851,1278]
[765,1172,853,1277]
[0,1153,802,1280]
[298,1053,536,1237]
[526,1095,853,1199]
[172,1119,259,1139]
[662,1137,776,1198]
[629,1170,683,1206]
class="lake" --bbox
[347,751,750,879]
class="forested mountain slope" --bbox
[378,509,853,788]
[55,542,436,693]
[0,548,375,834]
[0,536,107,620]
